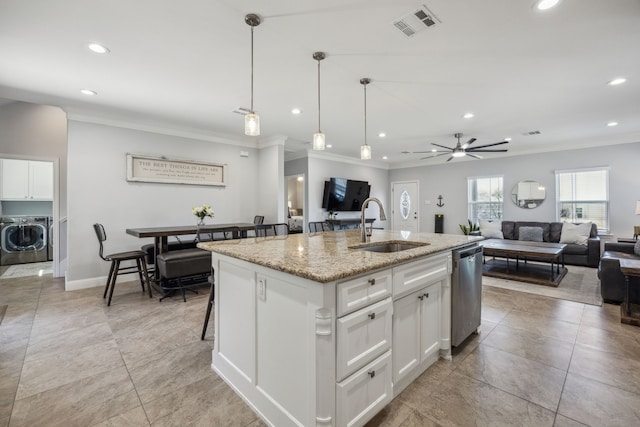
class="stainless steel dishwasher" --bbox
[451,244,483,347]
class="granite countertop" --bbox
[197,229,483,283]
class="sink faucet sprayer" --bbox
[361,197,386,243]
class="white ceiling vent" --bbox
[521,130,542,136]
[393,5,441,38]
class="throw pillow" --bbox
[559,222,592,246]
[518,226,543,242]
[479,219,503,239]
[634,239,640,257]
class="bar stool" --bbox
[93,223,152,306]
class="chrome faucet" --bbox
[361,197,387,242]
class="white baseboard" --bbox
[65,276,105,291]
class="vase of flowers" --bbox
[192,204,215,226]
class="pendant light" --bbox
[312,52,326,150]
[244,14,261,136]
[360,78,372,160]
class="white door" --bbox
[391,181,419,233]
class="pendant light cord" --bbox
[363,82,368,147]
[250,25,254,113]
[317,59,321,132]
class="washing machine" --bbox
[0,216,48,265]
[47,216,54,261]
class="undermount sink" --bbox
[350,241,429,253]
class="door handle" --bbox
[368,312,376,320]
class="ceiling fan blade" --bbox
[462,138,477,148]
[413,149,449,154]
[446,156,454,162]
[467,141,508,150]
[469,149,508,153]
[420,152,451,160]
[431,143,454,150]
[466,153,483,159]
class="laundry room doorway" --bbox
[0,155,59,278]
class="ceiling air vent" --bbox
[232,107,251,115]
[393,5,441,38]
[521,130,541,136]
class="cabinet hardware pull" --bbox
[368,278,376,286]
[368,370,375,378]
[418,295,424,300]
[424,293,429,298]
[368,312,375,320]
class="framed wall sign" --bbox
[126,154,225,186]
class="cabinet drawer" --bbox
[337,269,392,317]
[336,350,393,427]
[336,297,392,381]
[392,253,449,299]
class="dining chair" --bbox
[202,226,240,340]
[255,223,289,237]
[309,221,332,232]
[93,223,152,306]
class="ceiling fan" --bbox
[414,132,509,162]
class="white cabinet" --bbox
[1,159,53,200]
[336,351,393,427]
[392,282,442,389]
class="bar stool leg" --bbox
[107,260,120,306]
[104,261,116,299]
[201,270,215,340]
[141,258,152,298]
[135,258,146,293]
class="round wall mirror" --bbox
[511,180,546,209]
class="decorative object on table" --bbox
[244,13,262,136]
[192,204,215,226]
[126,154,225,186]
[436,195,444,207]
[635,201,640,239]
[459,219,479,235]
[413,133,509,162]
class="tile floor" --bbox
[1,270,640,426]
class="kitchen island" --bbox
[198,229,482,427]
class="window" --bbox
[468,176,503,222]
[556,168,609,232]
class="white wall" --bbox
[390,141,640,237]
[66,120,260,288]
[307,155,390,228]
[257,143,285,224]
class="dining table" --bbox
[126,222,255,281]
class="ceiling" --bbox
[1,0,639,166]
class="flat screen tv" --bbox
[323,178,371,211]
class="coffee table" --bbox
[479,239,567,287]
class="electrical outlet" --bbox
[257,279,266,301]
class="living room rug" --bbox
[0,261,52,279]
[483,265,603,306]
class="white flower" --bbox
[192,204,215,219]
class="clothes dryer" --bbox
[0,216,48,265]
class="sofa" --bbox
[480,220,600,267]
[598,241,640,304]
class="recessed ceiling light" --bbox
[536,0,560,11]
[378,132,386,138]
[505,137,512,141]
[431,149,437,152]
[291,108,301,115]
[326,144,332,148]
[382,156,388,160]
[80,89,97,96]
[607,121,619,127]
[608,77,627,86]
[463,112,474,119]
[88,43,110,54]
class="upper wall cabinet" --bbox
[1,159,53,201]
